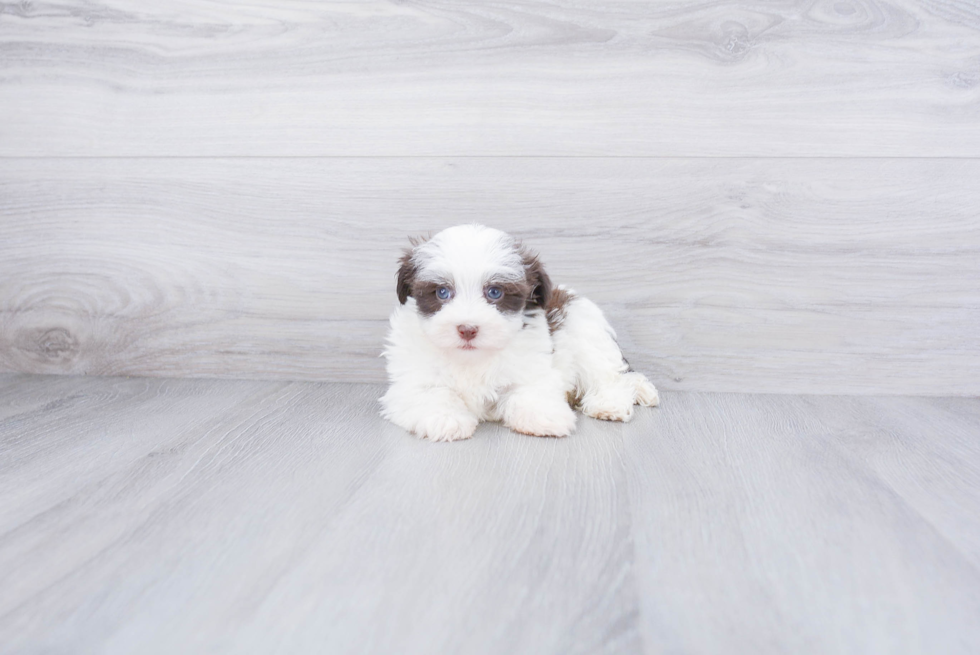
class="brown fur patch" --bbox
[396,250,417,305]
[488,279,532,314]
[395,234,430,305]
[546,287,575,334]
[518,245,552,309]
[413,279,453,317]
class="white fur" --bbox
[380,225,659,442]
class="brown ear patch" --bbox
[546,287,575,334]
[518,246,552,309]
[395,234,430,304]
[396,249,417,305]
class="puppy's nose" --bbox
[457,325,479,341]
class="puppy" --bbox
[380,224,659,441]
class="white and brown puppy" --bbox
[380,224,659,441]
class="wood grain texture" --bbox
[2,158,978,395]
[2,374,979,653]
[624,392,980,654]
[0,375,640,654]
[1,0,979,156]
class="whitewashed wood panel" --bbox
[3,375,980,653]
[1,0,979,156]
[1,157,977,394]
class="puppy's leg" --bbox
[553,294,659,422]
[500,375,577,438]
[380,384,479,442]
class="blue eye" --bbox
[436,287,452,300]
[485,286,503,300]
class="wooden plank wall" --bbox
[1,0,979,395]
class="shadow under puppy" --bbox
[381,224,659,441]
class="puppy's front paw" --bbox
[505,401,577,438]
[414,412,478,442]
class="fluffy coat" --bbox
[380,225,659,441]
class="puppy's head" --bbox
[396,225,551,353]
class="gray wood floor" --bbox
[2,373,979,654]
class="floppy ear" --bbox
[396,249,416,305]
[521,248,552,309]
[396,235,429,304]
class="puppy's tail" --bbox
[550,288,659,422]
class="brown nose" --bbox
[457,325,479,341]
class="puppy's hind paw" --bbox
[579,377,636,422]
[580,396,634,422]
[414,412,478,442]
[626,372,660,407]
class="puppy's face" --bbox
[396,225,551,353]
